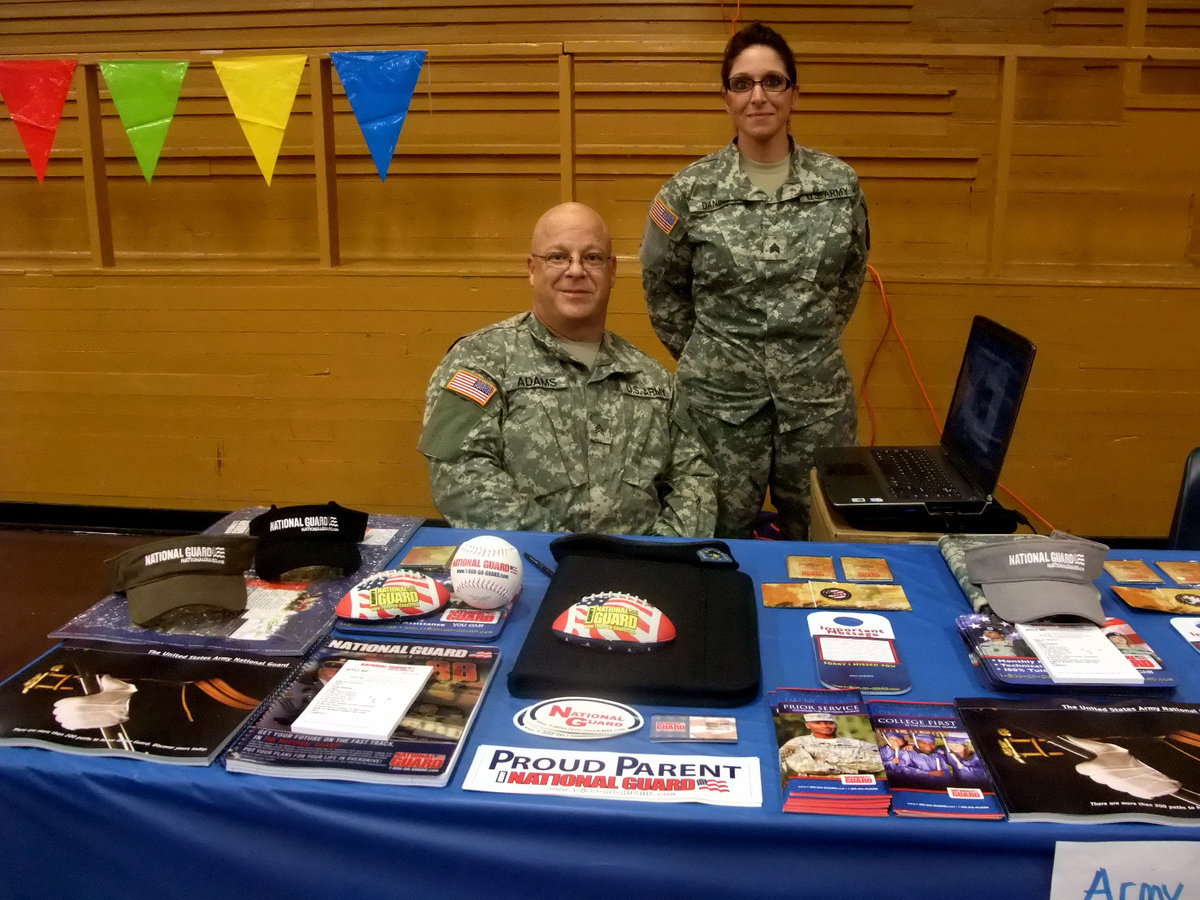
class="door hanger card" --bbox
[808,611,911,695]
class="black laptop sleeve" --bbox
[507,534,760,707]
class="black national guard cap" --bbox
[108,533,258,626]
[249,502,369,582]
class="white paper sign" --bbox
[1016,622,1144,685]
[464,744,762,807]
[291,659,432,739]
[1051,841,1200,900]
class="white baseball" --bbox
[449,536,524,609]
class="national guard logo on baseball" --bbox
[649,195,679,235]
[446,369,497,406]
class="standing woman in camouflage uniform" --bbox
[640,23,869,539]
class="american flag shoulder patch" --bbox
[446,369,497,406]
[649,195,680,236]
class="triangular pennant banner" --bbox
[331,50,426,181]
[0,59,77,182]
[100,60,188,183]
[213,54,307,185]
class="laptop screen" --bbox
[940,316,1036,494]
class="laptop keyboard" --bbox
[873,448,966,500]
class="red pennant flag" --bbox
[0,59,78,182]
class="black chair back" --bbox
[1168,447,1200,550]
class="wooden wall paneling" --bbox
[310,54,339,266]
[0,1,916,55]
[1125,0,1149,95]
[559,50,574,202]
[987,56,1016,274]
[77,63,113,267]
[3,25,1200,535]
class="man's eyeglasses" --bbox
[532,251,613,270]
[725,74,793,93]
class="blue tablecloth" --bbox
[3,530,1198,899]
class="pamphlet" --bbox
[1112,584,1200,615]
[956,613,1175,692]
[0,642,295,765]
[1157,561,1200,585]
[957,696,1200,825]
[1171,617,1200,653]
[786,556,836,580]
[840,557,894,582]
[769,686,890,815]
[762,581,910,611]
[1102,560,1162,583]
[1014,622,1144,685]
[867,699,1004,819]
[50,507,423,655]
[225,635,499,786]
[290,659,433,740]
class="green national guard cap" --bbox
[108,533,257,626]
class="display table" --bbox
[2,529,1198,900]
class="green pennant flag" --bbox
[100,60,188,182]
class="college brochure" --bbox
[867,699,1004,819]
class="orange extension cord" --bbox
[721,1,743,33]
[859,265,1055,534]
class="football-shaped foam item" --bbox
[551,592,675,652]
[336,569,450,620]
[449,535,523,610]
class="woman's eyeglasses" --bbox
[725,74,793,93]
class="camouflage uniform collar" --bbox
[724,138,824,201]
[524,311,641,378]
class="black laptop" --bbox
[815,315,1036,526]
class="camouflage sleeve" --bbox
[830,187,870,333]
[417,349,544,530]
[639,183,695,360]
[855,741,885,774]
[649,391,718,538]
[780,737,836,775]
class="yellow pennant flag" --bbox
[212,55,307,185]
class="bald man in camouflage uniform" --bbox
[419,203,716,537]
[641,141,868,539]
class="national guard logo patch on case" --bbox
[446,369,497,406]
[649,196,679,235]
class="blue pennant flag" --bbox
[331,50,426,181]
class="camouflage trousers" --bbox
[691,401,857,541]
